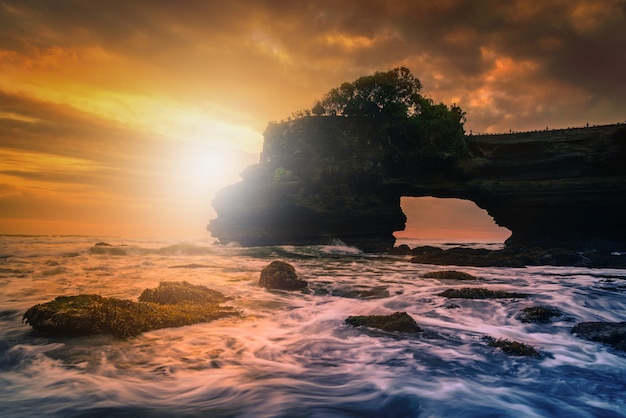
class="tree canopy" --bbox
[310,67,469,170]
[317,67,424,118]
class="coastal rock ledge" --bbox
[209,117,626,253]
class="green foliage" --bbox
[273,166,294,182]
[319,67,423,118]
[307,67,470,174]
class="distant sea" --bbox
[1,235,626,417]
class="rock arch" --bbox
[209,118,626,251]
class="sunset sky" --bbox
[1,0,625,240]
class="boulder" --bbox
[22,282,239,338]
[345,311,422,333]
[259,261,307,290]
[517,306,563,323]
[571,322,626,351]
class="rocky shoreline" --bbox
[390,244,626,268]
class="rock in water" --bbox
[139,281,227,304]
[571,322,626,351]
[22,282,239,338]
[259,261,308,290]
[345,312,422,333]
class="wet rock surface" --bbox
[406,246,626,268]
[517,306,563,324]
[571,322,626,352]
[259,261,308,291]
[22,282,239,338]
[345,312,423,333]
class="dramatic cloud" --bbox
[0,0,624,238]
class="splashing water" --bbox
[1,236,626,417]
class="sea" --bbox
[1,235,626,418]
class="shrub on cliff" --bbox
[313,67,469,171]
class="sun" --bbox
[170,143,250,200]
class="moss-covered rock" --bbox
[139,281,227,304]
[22,283,239,338]
[422,270,482,281]
[517,306,563,323]
[483,336,541,358]
[439,287,528,299]
[345,311,422,333]
[259,261,308,290]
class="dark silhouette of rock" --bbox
[209,115,626,257]
[409,246,626,268]
[571,322,626,351]
[259,261,307,290]
[345,311,422,333]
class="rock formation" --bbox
[209,116,626,252]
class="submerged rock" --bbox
[571,322,626,351]
[483,336,541,358]
[422,270,482,281]
[439,287,528,299]
[259,261,308,290]
[330,285,390,300]
[345,312,422,333]
[89,243,127,256]
[22,282,239,338]
[517,306,563,323]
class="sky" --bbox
[0,0,625,241]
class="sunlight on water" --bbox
[1,236,626,417]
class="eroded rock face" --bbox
[209,117,626,253]
[259,261,308,291]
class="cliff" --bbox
[208,117,626,252]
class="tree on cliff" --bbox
[313,67,469,172]
[318,67,423,118]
